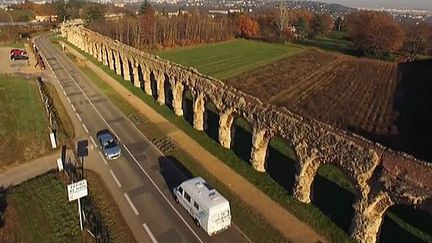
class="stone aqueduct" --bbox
[61,25,432,243]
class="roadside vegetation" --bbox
[0,173,83,243]
[0,74,49,168]
[0,170,136,243]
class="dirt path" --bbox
[63,41,327,243]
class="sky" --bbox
[316,0,432,10]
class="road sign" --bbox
[67,179,88,201]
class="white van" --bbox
[173,177,231,236]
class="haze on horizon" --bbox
[314,0,432,10]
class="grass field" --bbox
[0,173,83,243]
[0,75,49,167]
[154,39,306,80]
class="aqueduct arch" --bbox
[61,24,432,243]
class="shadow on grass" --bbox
[204,107,219,143]
[312,175,355,233]
[266,146,296,195]
[379,205,432,243]
[295,38,361,57]
[182,90,194,126]
[158,156,194,193]
[232,123,252,164]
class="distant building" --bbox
[35,15,57,22]
[104,13,125,20]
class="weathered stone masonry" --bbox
[61,24,432,243]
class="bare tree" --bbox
[276,2,293,39]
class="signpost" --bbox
[67,179,88,231]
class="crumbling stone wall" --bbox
[61,24,432,243]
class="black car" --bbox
[11,54,29,61]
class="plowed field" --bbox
[227,49,400,135]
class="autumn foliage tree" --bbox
[310,14,333,37]
[346,11,405,58]
[236,14,260,38]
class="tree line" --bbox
[11,0,432,60]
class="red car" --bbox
[10,49,27,56]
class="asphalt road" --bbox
[35,36,249,243]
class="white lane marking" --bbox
[60,84,64,90]
[124,193,139,215]
[66,96,71,103]
[50,53,203,243]
[90,136,96,147]
[82,124,89,133]
[143,224,158,243]
[109,170,122,188]
[98,151,108,165]
[71,104,76,112]
[62,89,67,96]
[76,113,82,122]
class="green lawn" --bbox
[154,39,306,80]
[0,75,49,166]
[3,173,82,242]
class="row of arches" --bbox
[65,27,432,243]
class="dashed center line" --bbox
[82,124,89,133]
[90,136,96,147]
[143,224,158,243]
[71,104,76,112]
[124,193,139,215]
[109,170,122,188]
[76,113,82,122]
[66,96,71,103]
[62,89,67,96]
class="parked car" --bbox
[10,49,27,56]
[10,54,29,61]
[96,129,121,160]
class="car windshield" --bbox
[103,140,117,149]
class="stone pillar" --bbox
[84,40,89,53]
[102,47,108,66]
[193,92,205,131]
[122,56,131,81]
[218,111,234,149]
[88,43,94,56]
[97,44,103,62]
[108,49,115,71]
[133,62,141,88]
[143,67,152,95]
[350,194,393,243]
[156,72,165,105]
[292,145,321,203]
[250,129,270,172]
[172,81,184,116]
[114,51,122,76]
[93,44,98,59]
